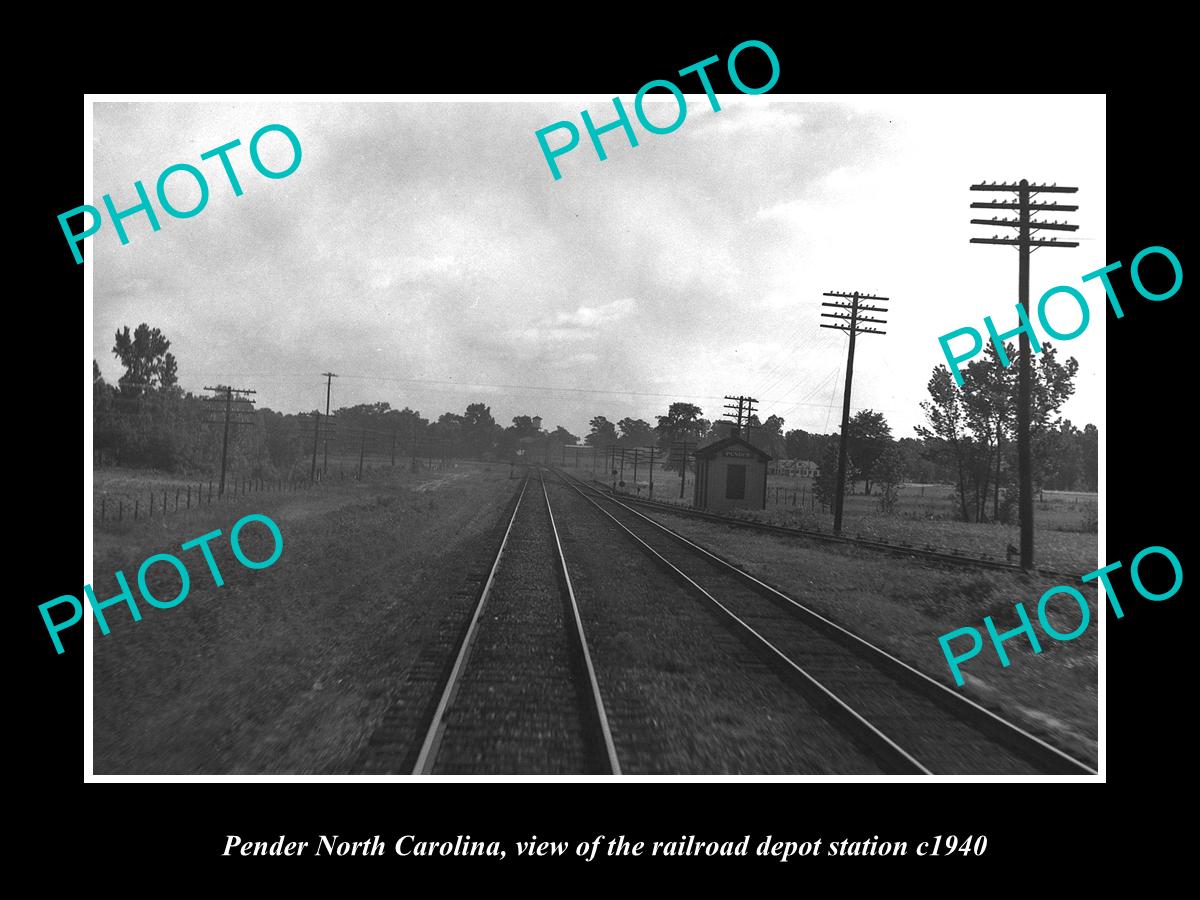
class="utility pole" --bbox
[723,395,758,439]
[391,424,397,466]
[820,291,889,536]
[202,385,256,496]
[648,445,655,498]
[358,427,367,480]
[321,372,338,474]
[672,439,692,498]
[970,180,1078,569]
[632,447,640,485]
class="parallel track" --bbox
[556,469,1095,775]
[413,470,620,775]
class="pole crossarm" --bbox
[823,291,889,302]
[970,182,1077,193]
[969,237,1080,248]
[970,218,1079,231]
[969,201,1079,212]
[821,302,889,313]
[821,312,887,325]
[821,323,886,335]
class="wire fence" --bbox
[92,454,462,526]
[95,474,318,524]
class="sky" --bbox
[91,95,1106,443]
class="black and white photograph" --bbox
[78,92,1110,778]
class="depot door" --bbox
[726,464,746,500]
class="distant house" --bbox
[769,458,818,478]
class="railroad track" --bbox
[579,476,1078,581]
[554,468,1095,775]
[411,469,620,775]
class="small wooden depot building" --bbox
[693,436,771,511]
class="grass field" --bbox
[92,460,518,773]
[568,456,1098,575]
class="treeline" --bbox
[93,376,581,479]
[94,323,1098,519]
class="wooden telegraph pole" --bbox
[969,180,1079,569]
[819,291,889,536]
[321,371,338,474]
[202,385,256,496]
[723,395,758,438]
[671,438,693,498]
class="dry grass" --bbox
[92,462,517,774]
[575,462,1098,575]
[635,510,1098,767]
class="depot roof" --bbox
[693,436,772,461]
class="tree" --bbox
[896,437,936,483]
[960,343,1016,522]
[585,416,617,447]
[654,402,705,471]
[1080,424,1098,492]
[875,444,906,515]
[784,428,810,460]
[918,341,1080,523]
[916,365,973,522]
[550,425,580,445]
[616,417,654,447]
[813,438,852,513]
[462,402,497,457]
[749,414,787,459]
[847,409,892,495]
[112,323,179,395]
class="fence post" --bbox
[187,485,191,509]
[175,489,180,511]
[209,481,213,503]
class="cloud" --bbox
[555,297,636,327]
[92,98,1104,441]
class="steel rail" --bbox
[563,469,1097,776]
[538,469,622,774]
[412,475,530,774]
[552,469,930,775]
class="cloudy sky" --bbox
[91,96,1106,442]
